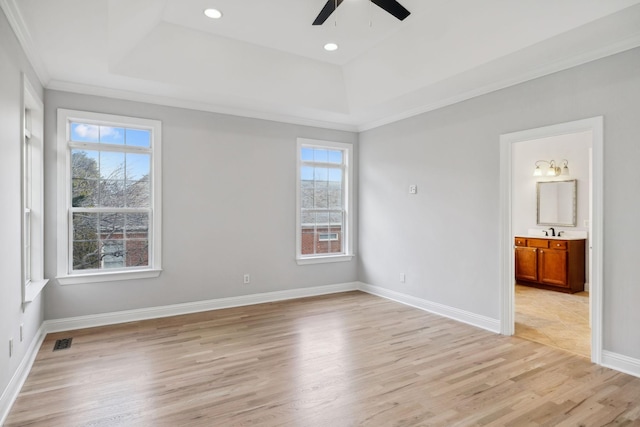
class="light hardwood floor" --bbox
[6,291,640,426]
[515,285,591,358]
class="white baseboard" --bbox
[0,325,47,426]
[602,350,640,379]
[357,282,501,333]
[44,282,360,333]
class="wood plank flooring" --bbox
[515,285,590,358]
[6,291,640,426]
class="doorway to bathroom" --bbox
[512,131,591,357]
[499,117,603,364]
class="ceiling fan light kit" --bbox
[312,0,410,25]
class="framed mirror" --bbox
[536,179,577,226]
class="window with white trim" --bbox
[22,76,48,302]
[296,138,353,264]
[57,109,162,284]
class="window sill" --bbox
[296,254,354,265]
[24,279,49,303]
[57,269,162,285]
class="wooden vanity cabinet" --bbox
[514,237,585,293]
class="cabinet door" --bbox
[538,249,568,287]
[515,247,537,282]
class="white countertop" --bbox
[516,228,588,240]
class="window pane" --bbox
[316,211,330,225]
[330,212,343,225]
[314,167,328,182]
[70,123,99,143]
[328,174,342,209]
[126,239,149,267]
[100,151,125,180]
[301,147,314,162]
[328,168,342,182]
[328,150,343,164]
[315,237,329,253]
[72,150,99,178]
[125,153,150,207]
[125,180,150,208]
[99,179,125,208]
[313,149,328,163]
[301,211,315,225]
[73,212,99,270]
[301,166,313,181]
[314,191,328,209]
[126,153,150,181]
[125,213,149,240]
[328,213,343,254]
[301,225,315,255]
[72,212,150,271]
[126,129,151,147]
[102,240,125,269]
[99,212,125,240]
[72,178,98,207]
[99,126,124,144]
[300,179,314,209]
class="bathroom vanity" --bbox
[514,236,586,293]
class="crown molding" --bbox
[0,0,49,85]
[46,79,359,133]
[357,32,640,132]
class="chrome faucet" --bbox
[548,227,556,237]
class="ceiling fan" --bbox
[312,0,411,25]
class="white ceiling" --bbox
[4,0,640,131]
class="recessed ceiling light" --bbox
[324,43,338,52]
[204,8,223,19]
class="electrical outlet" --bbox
[400,273,406,283]
[409,185,417,194]
[243,274,250,284]
[20,324,23,342]
[9,339,13,358]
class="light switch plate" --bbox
[409,185,417,194]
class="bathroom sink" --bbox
[519,234,582,240]
[518,228,588,240]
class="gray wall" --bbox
[358,47,640,359]
[43,91,359,319]
[0,7,44,401]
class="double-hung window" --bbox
[296,138,353,264]
[22,76,47,301]
[57,109,162,284]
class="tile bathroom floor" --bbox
[515,284,590,358]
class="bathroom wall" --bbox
[512,131,591,235]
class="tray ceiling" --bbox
[4,0,640,130]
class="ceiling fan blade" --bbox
[313,0,344,25]
[371,0,411,21]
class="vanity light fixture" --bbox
[204,8,223,19]
[533,159,569,177]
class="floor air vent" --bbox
[53,338,73,351]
